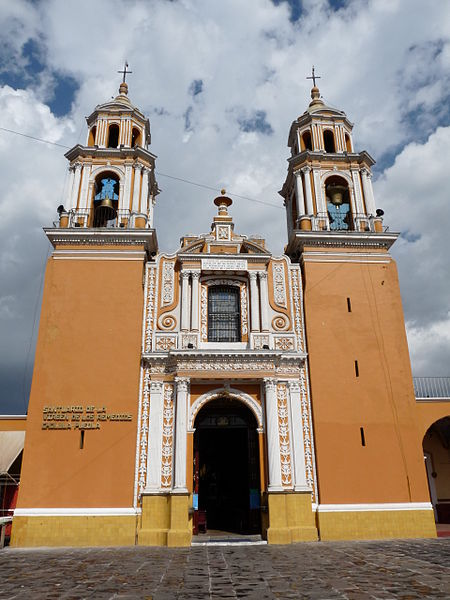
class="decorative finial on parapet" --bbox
[214,191,233,216]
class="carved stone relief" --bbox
[290,268,305,353]
[144,266,156,353]
[161,383,174,489]
[277,383,292,488]
[273,262,287,308]
[161,261,175,306]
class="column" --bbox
[287,380,309,491]
[258,271,269,332]
[294,170,305,218]
[249,271,260,332]
[302,167,314,215]
[149,195,156,228]
[191,271,200,331]
[122,164,133,211]
[181,271,191,331]
[361,169,376,216]
[312,168,325,216]
[351,169,365,216]
[145,381,164,492]
[70,163,82,210]
[78,163,91,211]
[140,168,150,215]
[173,378,190,492]
[65,166,75,208]
[132,163,142,213]
[264,378,283,491]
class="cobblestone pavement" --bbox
[1,539,449,599]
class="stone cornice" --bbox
[45,228,158,255]
[178,253,271,263]
[64,144,157,164]
[142,349,307,376]
[286,230,399,255]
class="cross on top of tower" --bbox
[118,62,133,83]
[306,66,321,88]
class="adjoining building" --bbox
[9,78,449,547]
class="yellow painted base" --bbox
[10,515,137,547]
[267,492,318,544]
[138,494,191,547]
[318,509,437,541]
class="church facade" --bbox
[10,78,437,547]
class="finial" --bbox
[307,66,324,107]
[221,188,226,195]
[214,193,232,216]
[117,62,132,95]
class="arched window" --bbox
[93,173,119,227]
[131,127,141,147]
[107,124,120,148]
[323,130,335,153]
[325,176,352,230]
[208,286,241,342]
[345,133,352,152]
[301,130,312,151]
[88,126,96,147]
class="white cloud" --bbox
[0,0,449,409]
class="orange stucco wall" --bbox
[414,402,450,441]
[16,250,146,509]
[302,250,430,504]
[0,417,27,432]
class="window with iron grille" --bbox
[208,285,241,342]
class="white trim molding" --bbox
[316,502,433,513]
[13,507,140,517]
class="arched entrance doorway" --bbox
[423,416,450,524]
[193,397,261,535]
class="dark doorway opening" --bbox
[193,398,261,535]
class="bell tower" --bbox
[279,73,436,540]
[11,74,161,547]
[59,76,158,233]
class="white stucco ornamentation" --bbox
[161,261,175,306]
[277,383,292,487]
[200,285,208,341]
[272,315,290,331]
[161,384,174,489]
[188,386,263,431]
[240,284,248,337]
[253,334,270,350]
[273,262,287,308]
[274,337,295,351]
[155,335,177,351]
[290,267,305,353]
[144,266,156,352]
[137,368,150,496]
[299,367,317,501]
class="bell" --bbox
[94,195,116,224]
[327,184,347,206]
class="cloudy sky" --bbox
[0,0,449,413]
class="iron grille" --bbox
[208,286,241,342]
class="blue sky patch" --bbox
[238,110,273,135]
[48,73,78,117]
[0,38,45,89]
[271,0,302,22]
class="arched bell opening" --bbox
[323,129,336,153]
[301,130,312,151]
[345,133,352,152]
[193,397,261,536]
[88,126,96,147]
[92,172,119,227]
[131,127,142,148]
[423,416,450,525]
[107,124,120,148]
[325,175,353,230]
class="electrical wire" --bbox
[0,126,283,209]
